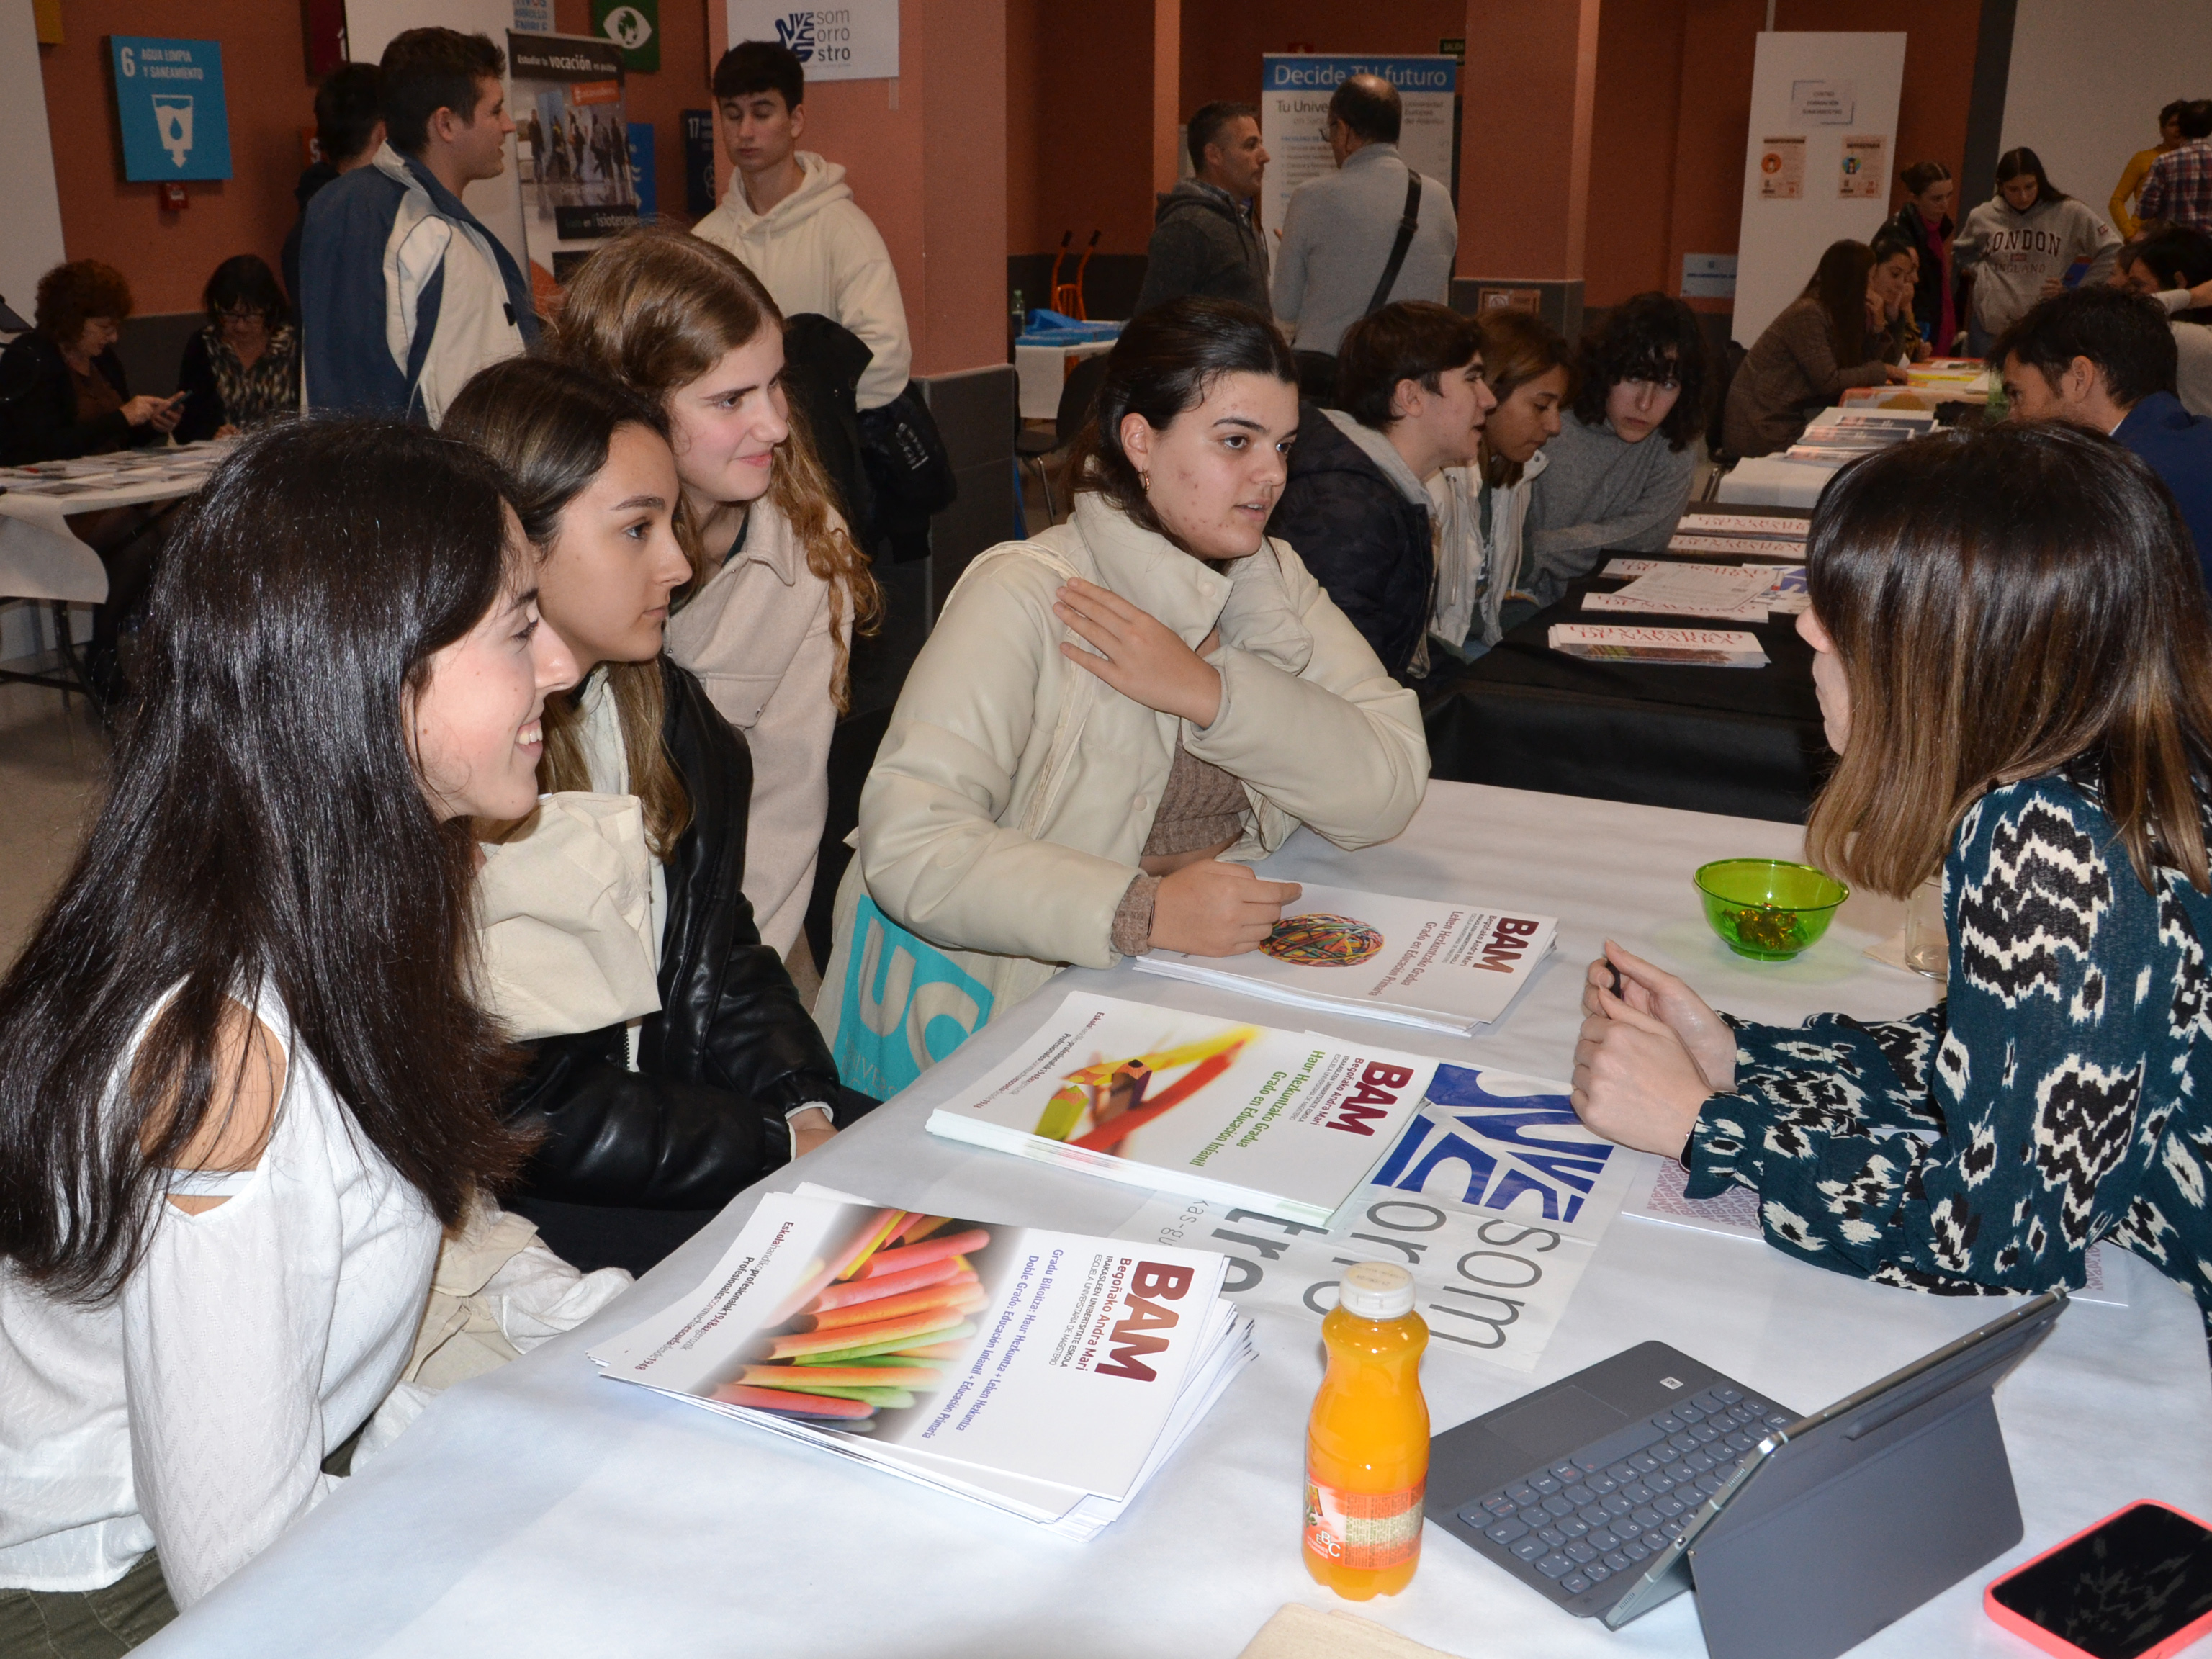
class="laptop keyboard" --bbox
[1452,1385,1796,1602]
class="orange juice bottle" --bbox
[1303,1261,1430,1599]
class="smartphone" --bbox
[1985,1501,2212,1659]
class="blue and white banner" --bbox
[724,0,899,83]
[1259,53,1457,240]
[110,37,231,182]
[1117,1064,1637,1372]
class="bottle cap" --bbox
[1338,1261,1415,1320]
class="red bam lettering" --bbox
[1326,1061,1413,1137]
[1093,1261,1194,1381]
[1472,916,1541,974]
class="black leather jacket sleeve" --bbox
[642,661,845,1110]
[498,660,851,1210]
[508,1024,778,1210]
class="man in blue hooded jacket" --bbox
[299,28,536,423]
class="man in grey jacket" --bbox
[1272,75,1457,361]
[1136,102,1271,317]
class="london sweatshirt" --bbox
[1952,194,2122,337]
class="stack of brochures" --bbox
[593,1187,1256,1539]
[1780,407,1935,466]
[1668,511,1809,558]
[1134,881,1555,1037]
[1591,560,1807,621]
[925,991,1438,1225]
[1547,621,1770,667]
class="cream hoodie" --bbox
[858,493,1429,972]
[692,152,913,411]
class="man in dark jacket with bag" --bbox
[1266,302,1493,683]
[1135,102,1272,318]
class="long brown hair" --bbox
[0,421,534,1300]
[1802,240,1874,366]
[443,357,692,858]
[549,226,880,711]
[1474,308,1573,488]
[1804,423,2212,899]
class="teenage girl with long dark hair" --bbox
[444,357,864,1277]
[0,421,577,1636]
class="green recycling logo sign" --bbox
[592,0,659,71]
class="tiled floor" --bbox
[0,676,108,972]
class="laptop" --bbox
[1427,1294,2067,1659]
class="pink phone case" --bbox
[1984,1501,2212,1659]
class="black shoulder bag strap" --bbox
[1363,169,1424,317]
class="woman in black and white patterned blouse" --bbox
[1573,423,2212,1355]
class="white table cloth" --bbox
[0,443,230,605]
[139,783,2212,1659]
[1016,338,1118,421]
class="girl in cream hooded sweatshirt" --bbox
[1954,151,2122,347]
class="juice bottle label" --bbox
[1303,1478,1424,1570]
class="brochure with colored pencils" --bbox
[923,991,1438,1226]
[1133,881,1557,1036]
[591,1188,1254,1539]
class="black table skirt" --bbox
[1421,568,1833,825]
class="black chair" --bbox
[1703,339,1749,498]
[1014,351,1113,525]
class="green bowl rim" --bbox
[1692,857,1851,911]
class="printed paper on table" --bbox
[1549,623,1769,667]
[1118,1064,1635,1372]
[592,1190,1254,1535]
[925,993,1437,1225]
[1133,881,1556,1036]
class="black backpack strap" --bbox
[1364,169,1424,317]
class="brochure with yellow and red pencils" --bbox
[923,991,1438,1226]
[591,1188,1254,1538]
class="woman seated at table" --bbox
[1571,423,2212,1343]
[0,260,179,465]
[0,420,575,1635]
[1428,307,1571,660]
[444,358,866,1277]
[1866,228,1933,364]
[174,255,302,442]
[0,260,187,699]
[1522,292,1707,585]
[548,228,880,971]
[822,298,1428,1090]
[1722,240,1910,458]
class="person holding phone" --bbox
[1570,424,2212,1357]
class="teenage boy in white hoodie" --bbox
[693,40,912,413]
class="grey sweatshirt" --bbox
[1954,194,2122,336]
[1272,143,1457,356]
[1136,179,1272,317]
[1522,412,1700,601]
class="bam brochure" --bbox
[1133,881,1556,1035]
[592,1190,1254,1538]
[925,992,1437,1225]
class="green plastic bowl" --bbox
[1695,858,1850,961]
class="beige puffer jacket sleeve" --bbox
[1190,540,1429,851]
[858,551,1141,969]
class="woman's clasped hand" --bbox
[1570,941,1733,1157]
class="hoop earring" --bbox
[1139,470,1151,495]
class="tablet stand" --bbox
[1686,1354,2025,1659]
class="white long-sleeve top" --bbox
[0,987,439,1606]
[664,498,846,957]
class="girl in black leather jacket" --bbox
[446,358,871,1275]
